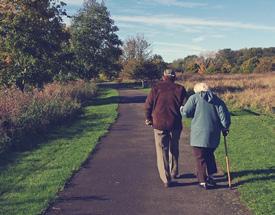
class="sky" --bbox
[63,0,275,63]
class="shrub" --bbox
[0,81,97,153]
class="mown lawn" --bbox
[215,111,275,215]
[184,110,275,215]
[0,89,118,215]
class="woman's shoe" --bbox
[206,177,217,187]
[198,182,209,190]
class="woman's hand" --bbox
[222,129,229,136]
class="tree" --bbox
[254,57,275,73]
[122,59,163,82]
[121,54,166,81]
[221,61,232,73]
[205,64,215,74]
[142,62,161,81]
[0,0,69,90]
[240,57,259,73]
[121,59,141,80]
[70,0,122,80]
[182,55,200,73]
[139,55,166,81]
[170,58,185,72]
[151,54,167,74]
[216,49,236,65]
[122,34,152,62]
[203,58,215,74]
[197,57,206,74]
[121,34,164,81]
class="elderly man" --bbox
[180,83,231,189]
[145,69,187,187]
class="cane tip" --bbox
[228,186,235,190]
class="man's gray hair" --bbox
[194,82,209,93]
[163,69,176,77]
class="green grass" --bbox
[184,110,275,215]
[215,111,275,215]
[142,88,150,93]
[0,89,119,215]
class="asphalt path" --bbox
[45,89,251,215]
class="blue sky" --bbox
[63,0,275,62]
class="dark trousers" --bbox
[192,147,217,183]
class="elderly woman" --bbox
[180,83,231,189]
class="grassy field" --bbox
[0,89,118,215]
[215,112,275,215]
[179,73,275,113]
[144,73,275,215]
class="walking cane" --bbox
[224,135,232,188]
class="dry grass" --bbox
[179,73,275,113]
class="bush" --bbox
[0,80,97,153]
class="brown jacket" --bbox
[145,79,187,131]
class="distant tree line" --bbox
[170,48,275,74]
[0,0,166,91]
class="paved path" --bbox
[45,89,251,215]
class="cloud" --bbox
[113,15,275,31]
[192,36,205,43]
[151,0,207,8]
[153,41,206,62]
[118,23,139,29]
[183,28,202,33]
[154,41,205,52]
[191,34,225,43]
[211,34,225,38]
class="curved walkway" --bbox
[45,89,250,215]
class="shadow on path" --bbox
[87,95,147,106]
[58,195,110,202]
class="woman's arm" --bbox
[216,100,231,130]
[180,95,196,118]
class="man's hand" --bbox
[145,119,153,126]
[222,129,229,137]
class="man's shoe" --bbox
[172,174,180,179]
[164,181,171,188]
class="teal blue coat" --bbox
[180,91,231,148]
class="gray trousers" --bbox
[153,129,182,183]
